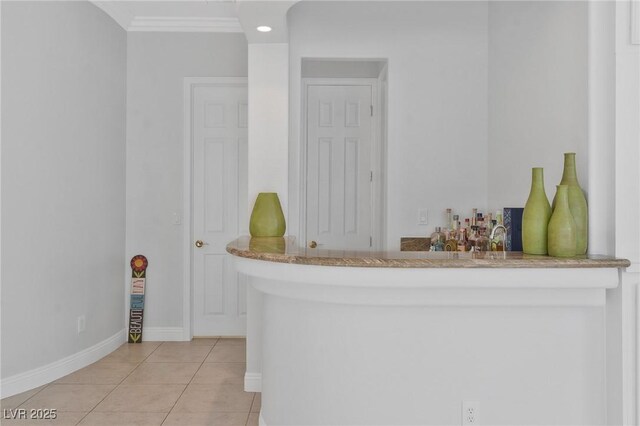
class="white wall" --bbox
[302,59,385,78]
[587,1,616,258]
[247,43,289,220]
[1,0,126,380]
[488,2,588,213]
[611,3,640,419]
[287,1,591,250]
[287,1,489,250]
[126,33,247,331]
[614,0,640,268]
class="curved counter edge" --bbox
[226,236,631,269]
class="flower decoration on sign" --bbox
[130,255,148,277]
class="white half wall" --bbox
[248,43,289,221]
[126,32,247,331]
[1,1,126,392]
[238,258,616,425]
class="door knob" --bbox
[309,241,318,248]
[195,240,205,248]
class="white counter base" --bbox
[236,257,621,425]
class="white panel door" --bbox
[306,85,373,250]
[192,84,248,336]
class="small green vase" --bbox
[249,237,286,254]
[551,153,588,254]
[249,193,286,237]
[522,167,552,254]
[548,185,577,257]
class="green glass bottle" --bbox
[551,153,588,254]
[548,185,577,257]
[522,167,552,254]
[249,193,286,237]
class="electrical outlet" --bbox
[77,315,86,334]
[462,401,479,425]
[418,208,428,225]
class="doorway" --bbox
[300,59,387,251]
[305,82,374,250]
[183,78,248,338]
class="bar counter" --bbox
[226,236,630,268]
[227,236,630,425]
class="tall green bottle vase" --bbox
[522,167,552,255]
[551,153,588,254]
[548,185,577,257]
[249,193,286,237]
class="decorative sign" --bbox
[128,309,144,343]
[128,255,148,343]
[131,278,145,295]
[130,294,144,309]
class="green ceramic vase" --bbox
[249,193,286,237]
[522,167,552,255]
[548,185,577,257]
[249,237,286,254]
[551,153,588,254]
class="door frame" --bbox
[299,77,383,250]
[182,77,248,341]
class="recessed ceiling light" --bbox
[256,26,272,32]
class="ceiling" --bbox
[91,0,297,42]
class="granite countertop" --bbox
[226,236,631,269]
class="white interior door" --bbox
[192,83,248,336]
[306,84,373,250]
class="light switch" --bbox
[173,212,182,225]
[418,209,428,225]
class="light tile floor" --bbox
[0,338,260,426]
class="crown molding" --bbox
[128,16,243,33]
[91,1,131,31]
[91,2,243,33]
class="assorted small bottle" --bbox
[430,208,506,252]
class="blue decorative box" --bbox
[503,207,524,251]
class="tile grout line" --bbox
[11,342,163,422]
[74,341,164,425]
[10,384,49,410]
[160,338,219,425]
[246,393,257,426]
[5,339,256,425]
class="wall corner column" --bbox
[609,1,640,424]
[247,43,290,225]
[587,0,616,257]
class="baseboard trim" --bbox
[245,372,262,392]
[142,327,186,342]
[0,329,126,398]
